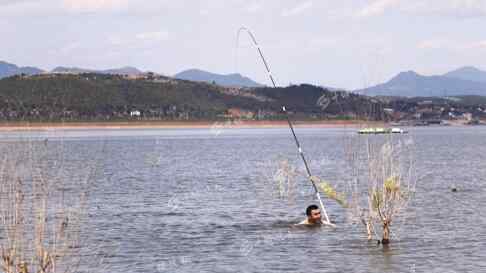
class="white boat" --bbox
[391,127,406,134]
[358,127,408,134]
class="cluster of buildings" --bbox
[386,99,486,125]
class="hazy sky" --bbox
[1,0,486,89]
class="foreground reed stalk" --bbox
[0,141,94,273]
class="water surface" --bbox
[1,126,484,273]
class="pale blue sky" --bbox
[1,0,486,89]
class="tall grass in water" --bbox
[0,140,97,273]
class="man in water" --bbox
[297,204,322,226]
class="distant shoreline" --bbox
[0,120,386,131]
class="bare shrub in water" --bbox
[0,141,96,273]
[343,134,416,244]
[272,159,298,199]
[256,157,300,204]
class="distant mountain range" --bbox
[51,66,143,75]
[444,66,486,83]
[3,60,486,96]
[0,61,44,78]
[1,61,263,88]
[0,60,144,79]
[174,69,264,87]
[357,66,486,97]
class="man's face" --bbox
[309,209,322,223]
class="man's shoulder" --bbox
[295,219,310,226]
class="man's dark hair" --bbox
[306,204,319,216]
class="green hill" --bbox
[0,73,385,121]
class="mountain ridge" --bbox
[443,66,486,83]
[0,60,145,79]
[356,67,486,97]
[52,66,143,75]
[0,61,44,78]
[174,68,264,87]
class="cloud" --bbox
[464,40,486,49]
[402,0,486,18]
[108,35,124,46]
[58,42,82,55]
[105,31,169,49]
[136,31,170,42]
[281,1,313,17]
[417,39,486,50]
[357,0,399,17]
[0,0,176,17]
[199,9,209,16]
[0,0,31,6]
[246,1,263,13]
[417,39,450,50]
[306,37,339,51]
[0,0,59,16]
[62,0,130,13]
[357,0,486,19]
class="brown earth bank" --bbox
[0,120,388,131]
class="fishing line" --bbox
[236,27,277,88]
[237,26,334,226]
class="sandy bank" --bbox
[0,120,385,131]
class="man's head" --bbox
[305,204,321,224]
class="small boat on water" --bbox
[358,127,408,134]
[391,127,407,134]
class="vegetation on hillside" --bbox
[0,74,386,122]
[1,73,485,122]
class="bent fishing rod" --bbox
[237,27,334,226]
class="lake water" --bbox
[0,126,485,273]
